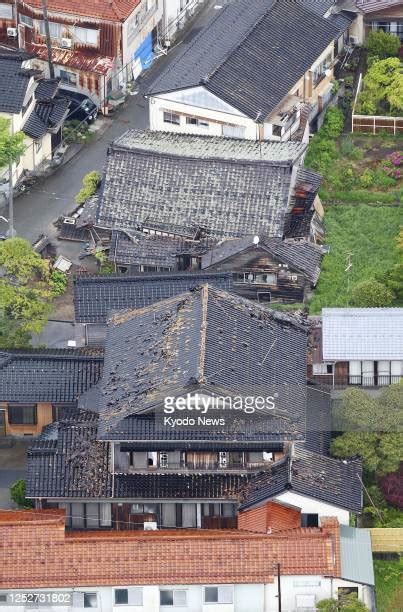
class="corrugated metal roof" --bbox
[340,526,375,585]
[27,44,114,75]
[322,308,403,361]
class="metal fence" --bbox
[352,73,403,134]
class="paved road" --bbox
[4,0,221,244]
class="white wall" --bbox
[148,88,259,139]
[0,580,372,611]
[273,491,351,525]
[122,0,164,69]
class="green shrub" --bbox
[366,29,400,61]
[359,168,375,188]
[373,168,397,189]
[49,270,68,296]
[350,279,395,307]
[75,170,101,204]
[321,106,344,139]
[10,479,34,508]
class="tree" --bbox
[0,238,54,348]
[366,30,400,61]
[10,479,34,509]
[75,170,101,204]
[317,593,368,611]
[350,279,394,307]
[357,57,403,115]
[0,237,49,282]
[331,385,403,475]
[0,118,26,237]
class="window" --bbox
[186,116,209,128]
[159,451,168,468]
[8,405,37,425]
[160,590,187,606]
[273,124,283,137]
[0,3,13,19]
[301,513,319,527]
[114,589,128,605]
[235,272,277,285]
[312,363,333,375]
[313,53,333,86]
[39,20,61,39]
[163,111,180,125]
[20,14,33,27]
[83,592,98,608]
[204,586,233,604]
[59,69,77,86]
[222,124,246,138]
[75,27,98,45]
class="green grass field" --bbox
[374,558,403,612]
[309,205,401,314]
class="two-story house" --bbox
[26,285,362,530]
[13,0,163,109]
[0,508,375,611]
[308,308,403,388]
[146,0,342,141]
[0,47,69,185]
[356,0,403,45]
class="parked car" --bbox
[59,89,98,123]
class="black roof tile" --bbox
[74,271,234,324]
[149,0,339,120]
[240,446,363,512]
[96,130,306,239]
[0,349,103,403]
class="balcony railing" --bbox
[118,461,271,473]
[310,375,402,389]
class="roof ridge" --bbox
[198,285,209,384]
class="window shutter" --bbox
[173,590,187,606]
[218,586,233,603]
[72,592,84,608]
[128,588,143,605]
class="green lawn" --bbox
[374,558,403,612]
[309,205,401,313]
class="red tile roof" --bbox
[0,510,341,589]
[27,44,114,75]
[20,0,141,22]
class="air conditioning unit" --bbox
[290,275,298,281]
[143,521,158,531]
[7,27,17,38]
[349,36,359,45]
[61,37,72,48]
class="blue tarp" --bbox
[133,32,155,71]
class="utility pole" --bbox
[8,158,16,237]
[41,0,54,78]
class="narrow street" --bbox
[4,0,222,244]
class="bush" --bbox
[359,168,375,188]
[350,279,395,307]
[366,29,400,61]
[10,479,34,508]
[75,170,101,204]
[339,136,363,160]
[321,106,344,139]
[49,270,68,296]
[380,467,403,509]
[317,594,368,611]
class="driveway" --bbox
[0,439,30,509]
[3,0,222,245]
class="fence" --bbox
[369,528,403,553]
[351,73,403,134]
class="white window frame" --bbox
[0,3,13,19]
[59,69,77,86]
[159,451,168,468]
[20,14,33,27]
[75,26,98,45]
[163,111,180,125]
[160,589,187,606]
[39,20,62,39]
[83,592,98,608]
[203,585,234,604]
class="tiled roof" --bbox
[109,230,214,269]
[94,286,308,438]
[27,44,114,75]
[149,0,339,120]
[240,446,363,513]
[299,0,336,16]
[0,510,341,589]
[35,78,59,101]
[97,130,305,239]
[74,272,234,323]
[27,411,111,498]
[23,96,69,139]
[20,0,141,21]
[322,308,403,361]
[356,0,403,13]
[0,349,103,403]
[202,236,324,285]
[114,472,250,500]
[0,53,34,114]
